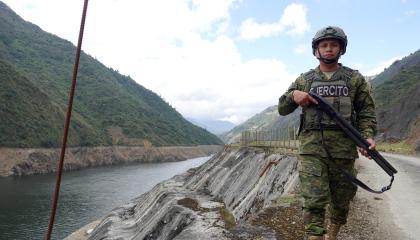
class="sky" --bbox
[2,0,420,125]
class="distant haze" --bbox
[187,118,236,135]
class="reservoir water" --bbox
[0,156,211,240]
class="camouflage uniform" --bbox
[278,65,377,236]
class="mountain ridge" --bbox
[0,1,222,147]
[370,49,420,87]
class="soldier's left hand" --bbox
[358,138,376,159]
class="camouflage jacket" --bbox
[278,65,377,159]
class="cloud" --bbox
[2,0,82,42]
[239,3,309,40]
[3,0,298,125]
[239,18,284,40]
[405,10,417,17]
[362,57,401,76]
[128,35,296,124]
[280,3,310,36]
[81,0,297,124]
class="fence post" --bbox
[254,130,257,147]
[282,128,285,148]
[271,130,273,148]
[239,128,300,149]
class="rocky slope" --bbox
[371,50,420,152]
[66,147,298,240]
[376,85,420,150]
[0,145,222,177]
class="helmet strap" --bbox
[316,48,341,64]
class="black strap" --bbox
[316,107,393,194]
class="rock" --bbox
[415,142,420,153]
[71,147,298,240]
[0,145,222,177]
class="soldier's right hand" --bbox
[292,90,318,107]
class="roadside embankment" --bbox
[0,145,222,177]
[66,147,299,240]
[376,140,418,156]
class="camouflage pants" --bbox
[298,154,357,236]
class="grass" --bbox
[177,198,236,230]
[271,194,302,207]
[376,141,415,155]
[219,207,236,230]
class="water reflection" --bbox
[0,156,210,240]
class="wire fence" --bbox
[240,127,299,149]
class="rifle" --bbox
[309,92,397,193]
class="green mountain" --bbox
[371,49,420,149]
[0,60,65,147]
[221,106,300,143]
[0,2,222,147]
[373,55,420,109]
[370,49,420,87]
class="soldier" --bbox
[278,26,377,240]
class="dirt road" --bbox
[371,153,420,239]
[341,153,420,240]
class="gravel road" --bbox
[340,153,420,240]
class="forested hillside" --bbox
[0,2,222,147]
[0,60,67,147]
[371,50,420,87]
[372,50,420,150]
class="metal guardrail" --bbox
[240,127,299,149]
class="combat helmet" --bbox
[312,26,347,55]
